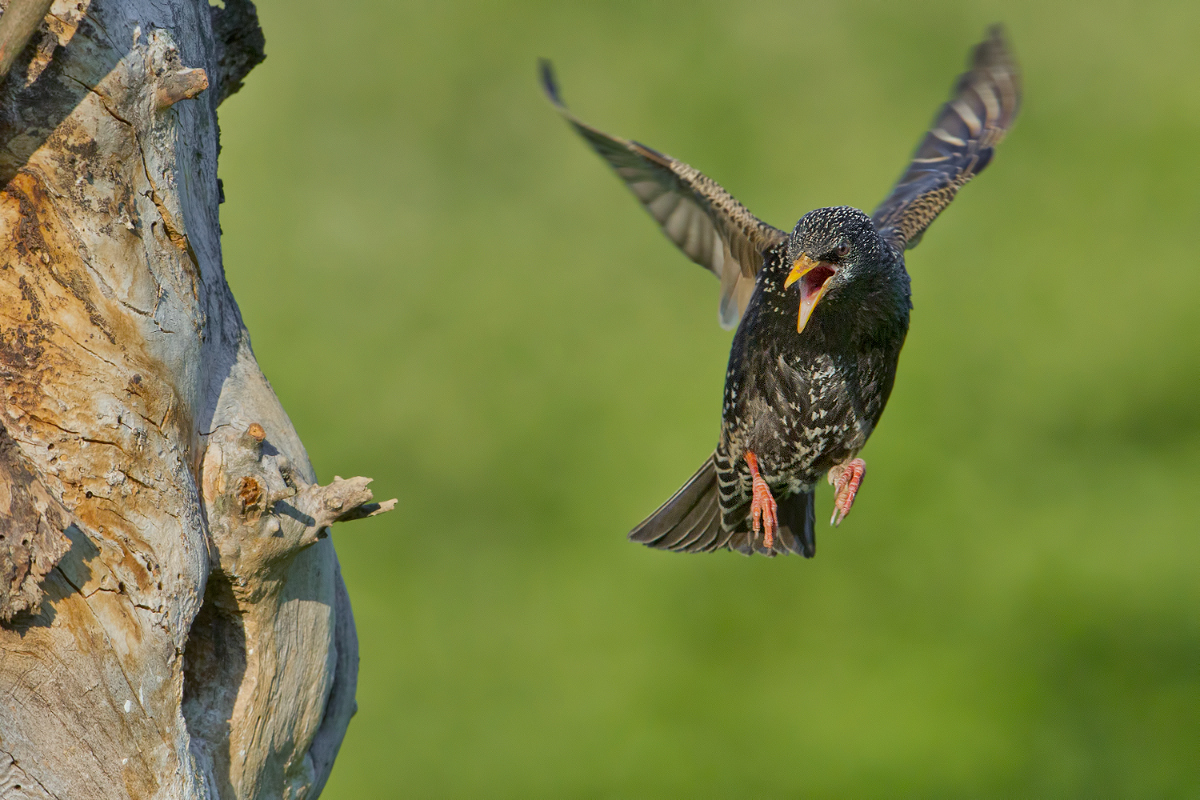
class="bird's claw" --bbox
[828,458,866,527]
[750,477,778,550]
[745,450,777,550]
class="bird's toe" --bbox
[828,458,866,526]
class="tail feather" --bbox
[629,455,721,550]
[725,489,815,558]
[724,528,754,556]
[685,498,727,553]
[775,490,816,558]
[667,491,720,551]
[629,455,817,558]
[657,485,719,551]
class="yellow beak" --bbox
[783,254,836,334]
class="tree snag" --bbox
[0,1,394,797]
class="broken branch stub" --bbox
[156,66,208,109]
[201,424,396,603]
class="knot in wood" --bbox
[237,475,264,516]
[246,422,266,443]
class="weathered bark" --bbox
[0,1,391,797]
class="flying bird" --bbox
[542,27,1020,557]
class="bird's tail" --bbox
[628,454,723,553]
[628,454,816,557]
[780,490,817,558]
[723,489,816,558]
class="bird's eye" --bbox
[834,239,851,258]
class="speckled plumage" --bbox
[544,27,1021,557]
[708,207,910,555]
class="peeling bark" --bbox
[0,1,390,797]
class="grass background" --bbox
[215,1,1200,795]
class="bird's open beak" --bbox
[783,254,837,334]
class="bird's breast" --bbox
[721,351,871,485]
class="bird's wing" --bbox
[871,26,1021,250]
[541,61,787,329]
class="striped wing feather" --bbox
[541,60,787,328]
[872,26,1021,249]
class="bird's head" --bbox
[783,206,887,334]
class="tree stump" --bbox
[0,1,393,797]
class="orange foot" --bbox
[828,458,866,527]
[745,451,778,549]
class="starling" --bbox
[543,27,1020,557]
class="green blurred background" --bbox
[215,1,1200,795]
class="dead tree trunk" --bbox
[0,1,393,797]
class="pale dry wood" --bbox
[0,0,55,83]
[0,1,391,798]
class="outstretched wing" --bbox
[541,60,787,328]
[872,26,1021,250]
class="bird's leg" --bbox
[828,458,866,527]
[744,451,778,550]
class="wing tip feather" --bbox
[871,25,1021,247]
[539,59,785,331]
[538,58,565,109]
